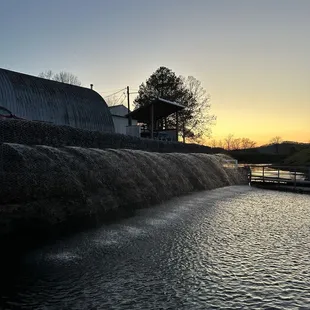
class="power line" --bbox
[108,92,126,106]
[115,92,126,105]
[102,88,126,99]
[100,88,124,94]
[104,89,125,98]
[120,93,127,104]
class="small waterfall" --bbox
[0,143,243,238]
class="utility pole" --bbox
[127,86,132,126]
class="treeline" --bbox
[207,135,310,164]
[208,134,256,150]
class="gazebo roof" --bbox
[126,97,185,123]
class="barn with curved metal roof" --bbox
[0,68,115,132]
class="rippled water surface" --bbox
[1,186,310,309]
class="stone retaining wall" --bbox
[0,119,214,153]
[0,144,245,243]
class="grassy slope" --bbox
[283,148,310,166]
[225,142,310,164]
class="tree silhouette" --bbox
[224,134,234,150]
[269,136,283,154]
[39,70,82,86]
[208,136,256,150]
[134,67,216,141]
[241,138,256,149]
[269,136,283,144]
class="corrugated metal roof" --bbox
[0,68,115,133]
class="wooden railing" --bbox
[248,165,310,189]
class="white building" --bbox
[108,105,140,137]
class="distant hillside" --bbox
[252,142,310,156]
[228,150,286,164]
[282,148,310,166]
[226,142,310,164]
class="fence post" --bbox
[262,166,265,183]
[294,169,297,190]
[248,166,252,185]
[278,169,280,185]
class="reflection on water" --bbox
[1,186,310,309]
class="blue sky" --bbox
[1,0,309,143]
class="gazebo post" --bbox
[176,109,179,142]
[151,102,154,139]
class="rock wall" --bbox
[0,119,213,153]
[0,120,247,245]
[0,143,245,241]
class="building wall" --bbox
[0,68,115,133]
[109,105,129,117]
[109,105,139,136]
[112,115,138,135]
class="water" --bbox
[0,143,242,237]
[1,186,310,309]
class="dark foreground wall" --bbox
[0,119,214,153]
[0,143,245,242]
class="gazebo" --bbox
[126,97,185,141]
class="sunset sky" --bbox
[1,0,309,145]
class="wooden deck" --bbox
[248,165,310,193]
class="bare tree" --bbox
[105,92,127,107]
[209,136,257,150]
[241,138,256,149]
[217,139,224,149]
[269,136,283,154]
[181,76,216,142]
[38,70,82,86]
[210,139,217,148]
[231,138,241,150]
[54,72,82,86]
[224,134,234,150]
[269,136,283,144]
[38,70,53,80]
